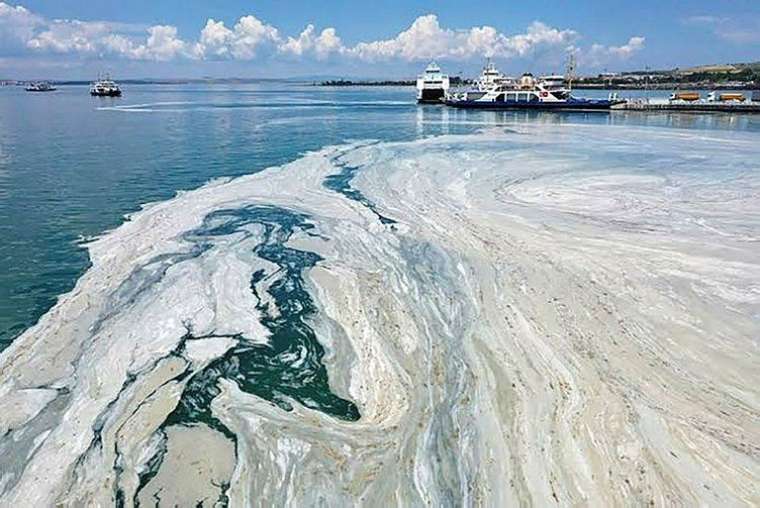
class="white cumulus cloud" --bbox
[607,36,645,58]
[196,19,235,58]
[349,16,577,61]
[193,15,281,60]
[585,36,645,66]
[683,15,760,44]
[280,25,344,60]
[27,20,130,54]
[314,28,343,59]
[0,2,646,70]
[227,15,280,59]
[0,2,42,51]
[128,25,189,61]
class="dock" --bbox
[613,99,760,113]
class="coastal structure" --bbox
[616,92,760,112]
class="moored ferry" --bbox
[416,62,450,103]
[446,72,620,111]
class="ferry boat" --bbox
[446,73,620,111]
[25,82,56,92]
[416,62,450,103]
[90,76,122,97]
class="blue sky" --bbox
[2,0,759,79]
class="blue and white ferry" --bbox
[446,72,620,111]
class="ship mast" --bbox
[565,50,577,91]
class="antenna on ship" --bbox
[645,65,650,92]
[565,50,577,91]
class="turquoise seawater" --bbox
[1,83,759,349]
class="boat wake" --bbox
[0,125,758,506]
[98,99,412,113]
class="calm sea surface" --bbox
[1,83,759,348]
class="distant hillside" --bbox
[318,76,471,87]
[677,62,760,75]
[613,61,759,87]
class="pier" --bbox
[613,99,760,113]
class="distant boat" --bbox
[25,82,56,92]
[90,76,122,97]
[416,62,450,103]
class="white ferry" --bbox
[25,82,56,92]
[416,62,450,103]
[446,72,620,111]
[90,76,122,97]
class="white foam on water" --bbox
[0,125,758,506]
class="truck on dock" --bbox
[614,97,760,112]
[707,92,745,102]
[669,92,700,101]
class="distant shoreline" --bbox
[574,83,759,90]
[318,77,471,88]
[317,79,758,91]
[2,78,756,91]
[0,78,303,86]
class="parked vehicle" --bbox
[669,92,700,101]
[707,92,745,102]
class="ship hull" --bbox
[417,88,446,104]
[445,99,618,111]
[90,90,122,97]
